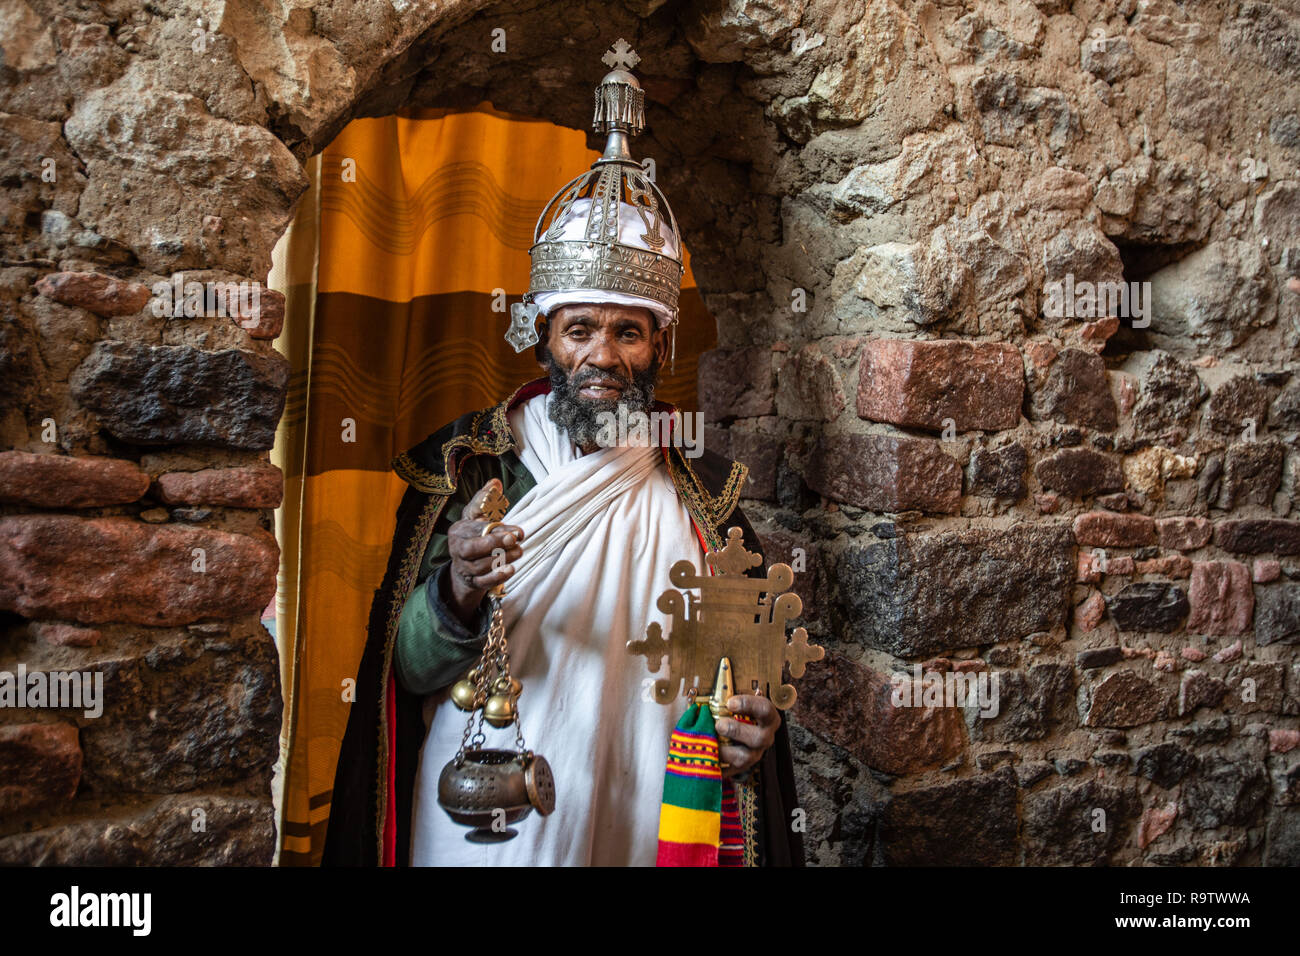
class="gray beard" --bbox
[543,353,659,451]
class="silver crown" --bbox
[506,40,685,354]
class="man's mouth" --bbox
[577,379,623,400]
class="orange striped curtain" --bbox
[269,104,713,865]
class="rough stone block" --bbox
[1035,447,1124,497]
[1077,646,1123,669]
[0,515,278,626]
[805,433,962,513]
[698,347,775,421]
[775,343,846,421]
[31,623,101,647]
[968,442,1027,499]
[878,768,1019,865]
[241,287,285,339]
[1028,347,1118,430]
[1206,374,1271,434]
[1182,753,1268,829]
[1023,780,1139,864]
[0,794,274,865]
[1216,441,1284,508]
[1082,669,1173,727]
[0,723,81,814]
[1214,519,1300,555]
[1255,582,1300,646]
[1134,742,1197,787]
[793,653,966,774]
[69,343,289,450]
[1179,670,1227,715]
[971,663,1073,742]
[1106,582,1189,632]
[836,524,1073,657]
[77,631,281,792]
[1132,351,1204,443]
[857,339,1023,432]
[729,421,779,502]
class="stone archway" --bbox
[2,0,1299,865]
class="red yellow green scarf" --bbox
[656,702,745,867]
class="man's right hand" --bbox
[443,478,524,627]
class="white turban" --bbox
[531,197,680,328]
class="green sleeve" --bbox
[393,452,536,696]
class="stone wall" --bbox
[1,0,1297,864]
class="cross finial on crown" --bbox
[602,38,640,71]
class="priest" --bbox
[323,53,805,867]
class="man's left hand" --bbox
[715,695,779,778]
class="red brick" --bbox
[1156,516,1212,551]
[1212,639,1243,663]
[1139,803,1177,849]
[857,339,1024,432]
[1271,729,1300,754]
[1108,556,1135,575]
[155,464,284,509]
[1186,561,1254,636]
[0,452,149,508]
[34,271,151,316]
[1073,511,1157,547]
[31,622,101,647]
[1078,316,1119,352]
[1077,551,1103,583]
[1074,590,1106,631]
[238,288,284,340]
[1254,559,1281,583]
[1135,555,1192,577]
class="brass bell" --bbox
[483,693,516,728]
[450,678,479,712]
[493,676,522,698]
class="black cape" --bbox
[322,377,805,866]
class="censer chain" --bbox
[454,593,531,762]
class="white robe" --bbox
[410,391,705,866]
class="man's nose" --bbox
[583,331,622,370]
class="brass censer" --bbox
[438,482,555,843]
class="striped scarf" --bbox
[655,702,745,867]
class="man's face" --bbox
[537,303,668,449]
